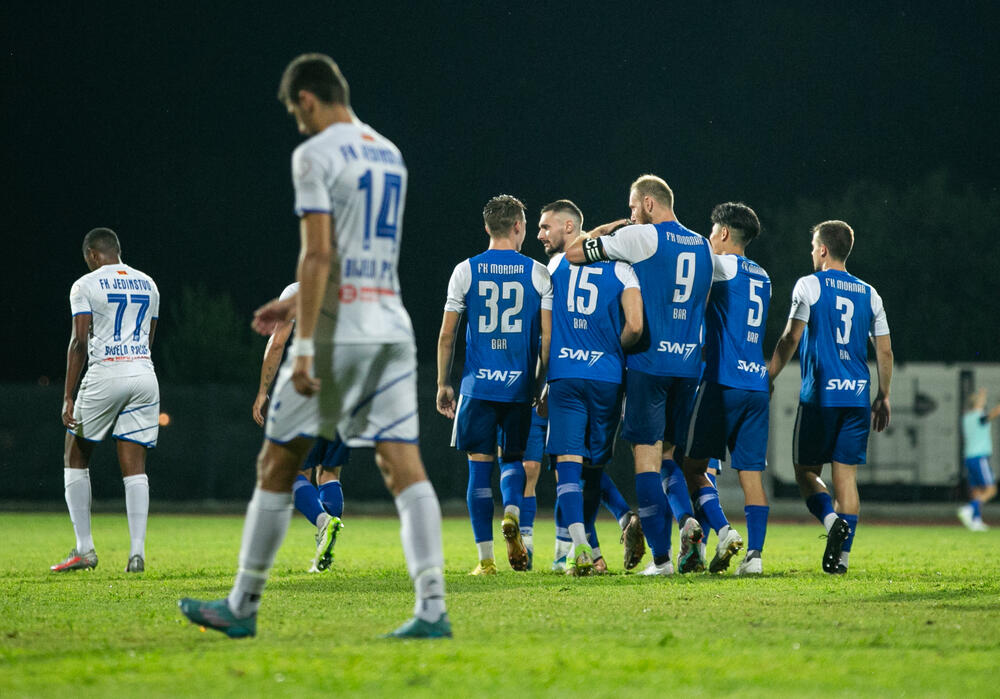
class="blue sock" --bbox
[706,470,718,487]
[805,492,836,524]
[696,486,729,534]
[521,495,537,537]
[693,499,711,545]
[586,520,599,549]
[555,499,571,543]
[556,462,584,528]
[499,460,526,513]
[970,500,982,519]
[636,471,672,560]
[292,474,323,525]
[466,459,494,543]
[600,471,631,521]
[319,480,344,518]
[660,459,693,521]
[745,505,769,552]
[838,512,858,552]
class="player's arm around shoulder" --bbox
[564,218,631,264]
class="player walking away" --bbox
[180,54,450,639]
[55,228,160,574]
[539,199,645,576]
[958,388,1000,530]
[436,195,552,574]
[683,203,769,575]
[566,175,712,576]
[253,281,347,571]
[768,220,893,575]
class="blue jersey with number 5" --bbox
[704,254,771,391]
[790,269,889,407]
[445,249,552,402]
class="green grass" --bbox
[1,512,998,698]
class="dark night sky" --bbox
[4,2,999,381]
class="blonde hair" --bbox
[630,174,674,209]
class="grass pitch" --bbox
[1,512,997,698]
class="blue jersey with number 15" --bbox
[444,249,552,403]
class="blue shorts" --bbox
[523,408,548,464]
[793,403,870,466]
[685,381,769,471]
[965,456,996,487]
[452,395,531,459]
[303,436,350,471]
[621,370,699,447]
[545,378,622,465]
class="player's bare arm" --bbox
[535,308,552,404]
[252,295,298,336]
[871,333,894,432]
[620,287,643,349]
[435,310,460,418]
[148,318,157,349]
[253,319,294,426]
[768,318,806,393]
[291,212,334,396]
[62,313,91,429]
[988,403,1000,421]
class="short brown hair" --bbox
[540,199,584,230]
[483,195,527,236]
[813,220,854,261]
[278,53,350,106]
[630,174,674,210]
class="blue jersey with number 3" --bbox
[445,249,550,403]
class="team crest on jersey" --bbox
[117,270,128,275]
[476,368,523,387]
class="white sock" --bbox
[64,468,94,552]
[123,474,149,558]
[618,512,631,530]
[592,546,602,560]
[523,534,534,553]
[555,538,573,559]
[839,551,850,567]
[476,540,494,560]
[568,522,589,548]
[504,504,521,521]
[395,481,447,622]
[227,488,293,618]
[823,512,840,532]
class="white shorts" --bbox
[265,341,419,448]
[70,371,160,447]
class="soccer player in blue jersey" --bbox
[566,175,712,576]
[769,220,893,574]
[437,195,553,574]
[958,388,1000,530]
[682,203,769,575]
[540,199,645,576]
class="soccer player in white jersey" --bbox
[180,54,449,639]
[253,281,348,571]
[54,228,160,574]
[769,220,893,575]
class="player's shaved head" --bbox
[540,199,584,231]
[630,174,674,210]
[711,202,761,246]
[813,220,854,261]
[278,53,350,106]
[483,195,527,236]
[82,227,121,257]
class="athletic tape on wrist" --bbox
[291,337,315,357]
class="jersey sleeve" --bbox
[869,286,890,336]
[599,225,658,264]
[278,282,300,302]
[292,143,332,216]
[444,260,472,312]
[789,275,820,322]
[533,261,554,310]
[712,254,738,282]
[149,279,160,320]
[69,279,91,316]
[613,261,640,290]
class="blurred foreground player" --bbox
[436,195,552,574]
[958,388,1000,531]
[769,220,893,574]
[180,54,449,638]
[253,281,347,570]
[55,228,160,574]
